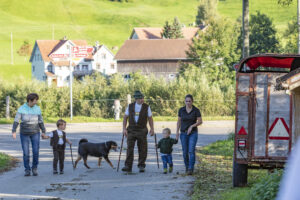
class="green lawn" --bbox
[191,136,269,200]
[0,0,297,80]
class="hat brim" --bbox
[134,95,144,99]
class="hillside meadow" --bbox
[0,0,297,80]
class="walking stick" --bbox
[117,133,125,172]
[70,144,75,169]
[154,134,159,169]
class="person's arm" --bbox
[42,131,52,139]
[12,112,21,139]
[176,117,181,140]
[66,138,72,145]
[172,138,178,144]
[123,115,128,137]
[157,140,161,149]
[38,114,46,138]
[148,116,154,136]
[187,117,203,135]
[148,106,154,136]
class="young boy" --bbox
[157,128,178,174]
[43,119,72,174]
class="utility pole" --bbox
[52,24,55,40]
[69,45,73,120]
[242,0,250,58]
[11,32,13,65]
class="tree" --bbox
[185,18,240,90]
[283,20,298,53]
[17,40,31,57]
[161,21,172,39]
[236,12,280,57]
[249,12,280,55]
[161,17,183,39]
[172,17,183,39]
[195,0,218,25]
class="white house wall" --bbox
[92,46,116,75]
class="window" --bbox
[110,63,115,69]
[97,63,101,69]
[32,66,35,72]
[82,65,89,71]
[101,53,106,59]
[76,65,80,71]
[59,66,62,70]
[48,65,53,72]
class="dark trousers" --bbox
[125,127,148,169]
[53,146,65,172]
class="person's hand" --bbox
[41,133,46,139]
[123,129,128,137]
[149,129,154,136]
[12,132,16,139]
[187,126,193,135]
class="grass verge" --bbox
[191,135,270,200]
[0,153,18,174]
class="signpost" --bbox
[50,45,93,120]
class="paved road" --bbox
[0,121,234,200]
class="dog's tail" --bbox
[79,138,88,145]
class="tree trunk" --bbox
[243,0,250,58]
[298,0,300,53]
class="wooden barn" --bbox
[114,39,191,80]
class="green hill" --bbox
[0,0,297,80]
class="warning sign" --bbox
[268,118,290,140]
[238,126,247,135]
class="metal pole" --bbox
[154,134,159,169]
[69,46,73,120]
[117,133,125,172]
[6,96,10,119]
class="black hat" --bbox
[133,90,144,99]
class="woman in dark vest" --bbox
[176,94,202,175]
[122,91,155,173]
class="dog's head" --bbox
[106,141,118,151]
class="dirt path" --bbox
[0,121,233,200]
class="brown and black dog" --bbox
[74,139,118,169]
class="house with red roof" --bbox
[30,38,116,87]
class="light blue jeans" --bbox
[20,133,40,171]
[180,131,198,171]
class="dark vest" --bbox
[50,130,66,149]
[128,102,149,129]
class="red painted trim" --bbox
[280,118,290,134]
[268,118,279,134]
[269,137,289,140]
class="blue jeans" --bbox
[161,154,173,169]
[180,131,198,170]
[20,133,40,171]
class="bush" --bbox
[0,68,235,118]
[250,170,283,200]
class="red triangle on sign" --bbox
[238,126,247,135]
